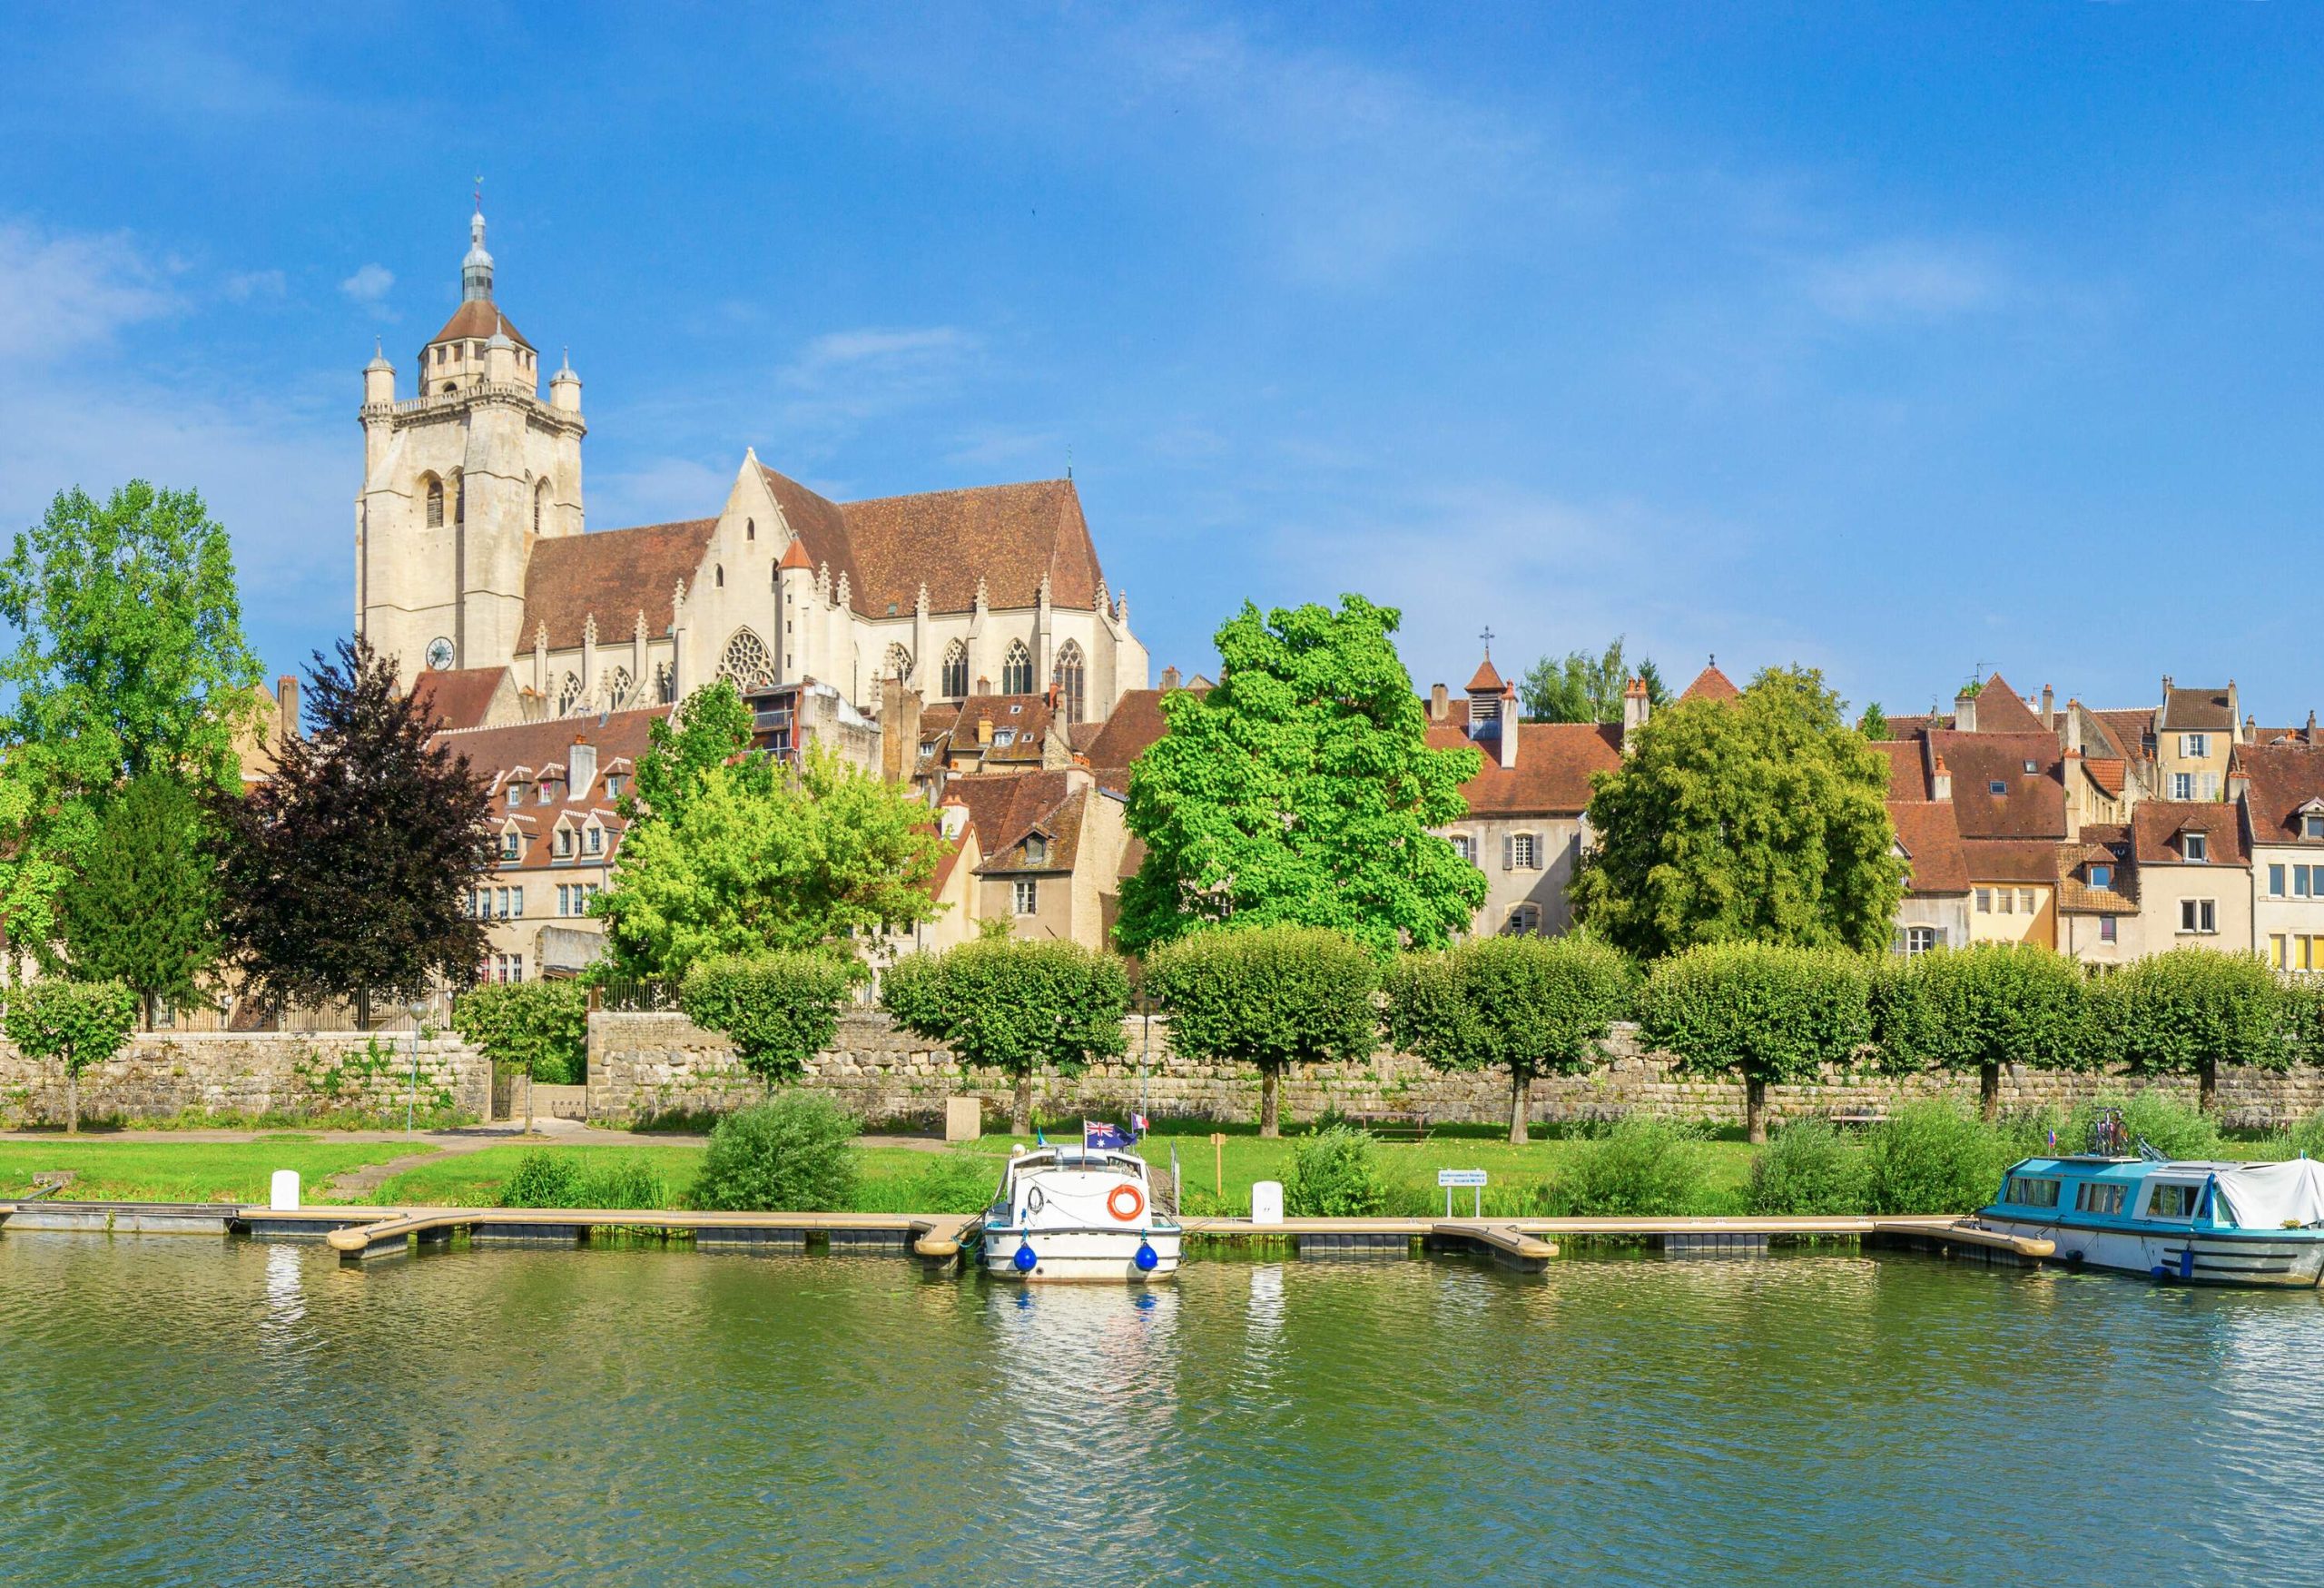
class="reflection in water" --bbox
[5,1239,2324,1585]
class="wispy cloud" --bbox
[0,223,174,360]
[1806,240,2009,323]
[772,324,981,441]
[340,262,395,304]
[222,268,286,302]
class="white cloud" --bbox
[223,269,286,302]
[772,324,981,440]
[1806,241,2008,323]
[340,263,395,304]
[0,223,174,360]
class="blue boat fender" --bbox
[1013,1242,1038,1273]
[1135,1240,1158,1272]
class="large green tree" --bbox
[620,679,767,824]
[1520,637,1670,724]
[1872,943,2087,1121]
[1118,595,1484,954]
[2083,947,2293,1114]
[1573,666,1904,959]
[595,744,945,981]
[211,637,497,1026]
[882,941,1130,1135]
[1639,942,1873,1143]
[57,771,222,1028]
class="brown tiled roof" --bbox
[921,694,1060,771]
[520,519,715,651]
[1465,656,1505,693]
[1969,676,2046,735]
[1963,838,2069,884]
[1082,688,1178,785]
[2131,801,2247,867]
[1925,731,2066,841]
[414,666,511,731]
[1871,738,1929,800]
[2236,744,2324,845]
[427,298,534,351]
[1679,665,1739,703]
[759,467,864,603]
[2160,685,2234,732]
[2074,707,2134,762]
[837,478,1103,616]
[1431,720,1622,816]
[2083,757,2126,799]
[2095,708,2155,759]
[1883,714,1944,740]
[428,706,668,871]
[1888,801,1969,895]
[947,771,1085,876]
[2057,825,2136,914]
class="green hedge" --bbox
[452,981,588,1087]
[880,940,1129,1135]
[680,951,855,1084]
[1638,943,1872,1142]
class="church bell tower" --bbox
[355,202,587,686]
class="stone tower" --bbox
[355,204,587,685]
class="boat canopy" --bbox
[2211,1160,2324,1229]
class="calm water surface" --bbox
[1,1236,2318,1585]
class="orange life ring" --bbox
[1107,1183,1145,1222]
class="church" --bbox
[354,206,1148,732]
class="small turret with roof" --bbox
[418,202,539,398]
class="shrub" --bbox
[452,981,588,1088]
[1551,1115,1710,1217]
[1874,943,2087,1119]
[498,1149,581,1208]
[681,951,855,1085]
[2083,948,2292,1112]
[2064,1090,2220,1160]
[880,941,1130,1136]
[2277,1110,2324,1161]
[498,1149,670,1210]
[1284,1125,1392,1217]
[1143,924,1380,1138]
[1743,1119,1870,1215]
[1638,943,1873,1143]
[1862,1100,2004,1215]
[689,1093,861,1212]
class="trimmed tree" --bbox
[1386,934,1636,1144]
[1639,942,1874,1143]
[58,772,222,1028]
[451,981,590,1132]
[2084,947,2291,1115]
[211,637,496,1025]
[1873,943,2088,1121]
[881,941,1129,1136]
[681,951,856,1090]
[5,980,137,1132]
[1143,924,1379,1138]
[1116,595,1484,955]
[1574,666,1905,959]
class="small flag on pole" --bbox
[1084,1119,1132,1150]
[1133,1112,1149,1135]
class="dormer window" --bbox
[605,774,624,801]
[1024,835,1048,864]
[507,784,525,810]
[500,832,521,861]
[2023,760,2038,774]
[2307,815,2324,841]
[555,828,575,859]
[994,730,1015,746]
[586,825,604,855]
[2183,832,2210,863]
[537,780,556,804]
[2090,863,2112,889]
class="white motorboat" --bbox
[981,1145,1183,1283]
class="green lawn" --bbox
[0,1138,427,1204]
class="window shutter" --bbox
[1502,834,1513,871]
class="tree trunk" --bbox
[1260,1067,1281,1139]
[66,1066,79,1135]
[1745,1076,1767,1145]
[2200,1056,2219,1116]
[142,991,156,1032]
[1980,1062,2000,1123]
[1508,1070,1531,1147]
[355,988,371,1030]
[524,1066,536,1136]
[1012,1071,1033,1137]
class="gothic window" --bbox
[604,666,635,711]
[534,478,549,535]
[1000,640,1033,695]
[654,662,675,704]
[450,470,464,528]
[423,476,444,528]
[745,518,755,541]
[557,672,583,715]
[718,629,774,692]
[715,565,725,588]
[882,642,912,684]
[940,640,969,700]
[1051,640,1086,725]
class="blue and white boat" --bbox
[981,1145,1183,1283]
[1978,1150,2324,1287]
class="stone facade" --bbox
[587,1011,2324,1132]
[0,1032,489,1129]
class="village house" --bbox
[2236,744,2324,973]
[2126,800,2251,956]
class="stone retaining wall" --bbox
[0,1031,489,1129]
[588,1011,2324,1131]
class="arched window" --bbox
[450,470,464,528]
[1000,640,1033,695]
[882,642,912,685]
[718,629,773,691]
[654,662,675,704]
[423,476,444,528]
[1504,903,1543,936]
[1051,640,1086,725]
[604,666,635,711]
[534,478,550,535]
[714,564,724,588]
[745,518,755,541]
[557,672,583,715]
[940,639,969,700]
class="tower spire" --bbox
[462,189,494,303]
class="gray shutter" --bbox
[1502,834,1514,871]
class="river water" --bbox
[1,1237,2317,1585]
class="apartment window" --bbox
[1508,833,1540,870]
[1997,890,2015,915]
[2183,833,2209,863]
[2180,898,2218,934]
[1905,925,1941,955]
[1975,888,1992,913]
[2090,864,2112,889]
[2271,864,2288,898]
[1506,902,1543,935]
[556,883,570,917]
[2299,865,2315,899]
[2307,815,2324,841]
[509,886,525,918]
[1450,833,1474,863]
[2181,734,2211,759]
[2201,773,2221,801]
[2099,916,2118,943]
[2272,933,2288,969]
[1012,879,1039,915]
[2171,773,2194,801]
[2019,889,2036,914]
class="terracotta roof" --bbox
[428,706,668,871]
[777,538,814,572]
[519,519,716,651]
[1466,656,1506,693]
[1082,688,1176,786]
[759,467,864,604]
[1883,714,1944,740]
[1888,800,1969,894]
[1871,738,1929,800]
[2056,824,2136,914]
[2095,708,2155,759]
[836,478,1104,616]
[2074,707,2134,762]
[925,828,973,901]
[1968,676,2046,735]
[1925,731,2066,842]
[1431,720,1622,816]
[921,694,1061,772]
[945,771,1086,876]
[1679,665,1739,703]
[2251,725,2319,748]
[2131,801,2247,867]
[2236,744,2324,845]
[1962,838,2069,884]
[427,298,534,352]
[413,666,511,732]
[2160,685,2234,732]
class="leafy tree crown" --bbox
[1142,924,1381,1072]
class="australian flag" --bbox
[1084,1119,1133,1150]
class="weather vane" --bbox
[474,174,484,212]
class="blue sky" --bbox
[4,5,2322,724]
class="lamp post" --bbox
[406,997,428,1139]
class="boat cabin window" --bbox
[2074,1182,2126,1216]
[2004,1175,2061,1208]
[2144,1182,2202,1220]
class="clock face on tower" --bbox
[426,636,456,671]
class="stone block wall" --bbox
[586,1011,2324,1132]
[0,1031,489,1129]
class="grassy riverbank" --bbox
[0,1138,429,1203]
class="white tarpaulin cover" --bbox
[2212,1159,2324,1229]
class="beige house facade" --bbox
[2239,745,2324,974]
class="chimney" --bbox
[2229,765,2251,807]
[975,674,992,696]
[938,796,969,841]
[2308,709,2318,744]
[1953,689,1977,735]
[2040,684,2054,726]
[1430,683,1450,722]
[1931,755,1953,803]
[277,675,301,741]
[1042,723,1072,770]
[977,715,993,747]
[1621,676,1651,754]
[1160,666,1181,692]
[568,737,598,796]
[2064,699,2083,755]
[1499,685,1519,770]
[2062,742,2083,842]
